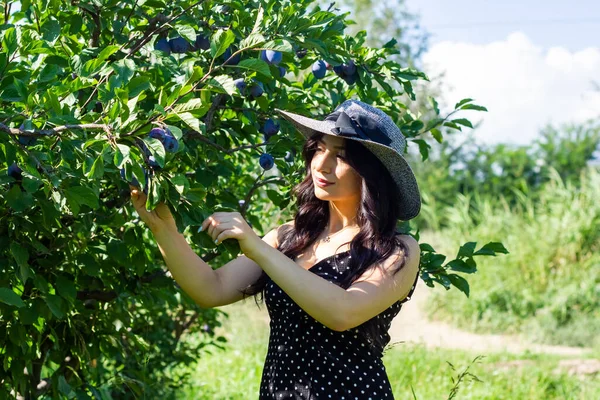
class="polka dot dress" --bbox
[259,250,419,399]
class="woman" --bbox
[130,99,422,399]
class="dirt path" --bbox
[388,282,593,357]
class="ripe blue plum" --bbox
[7,163,22,180]
[278,66,286,78]
[223,46,241,65]
[284,151,294,163]
[259,153,275,170]
[342,60,356,76]
[234,78,247,94]
[261,50,283,65]
[296,48,307,59]
[149,128,166,141]
[263,119,280,137]
[169,37,190,53]
[163,135,179,153]
[154,38,171,55]
[312,60,327,79]
[249,81,264,98]
[194,34,210,51]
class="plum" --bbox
[312,60,327,79]
[149,127,166,141]
[154,38,171,55]
[163,135,179,153]
[193,34,210,51]
[278,66,286,78]
[263,119,280,137]
[249,81,264,98]
[259,153,275,170]
[223,46,241,65]
[342,60,356,76]
[7,163,22,180]
[284,150,294,163]
[260,50,283,65]
[295,48,307,59]
[169,37,190,53]
[234,78,247,94]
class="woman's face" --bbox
[311,134,362,200]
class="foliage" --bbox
[0,0,497,398]
[425,166,600,348]
[414,118,600,230]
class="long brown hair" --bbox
[240,131,414,351]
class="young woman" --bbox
[130,100,422,399]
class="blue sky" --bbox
[406,0,600,52]
[402,0,600,147]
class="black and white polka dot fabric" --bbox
[259,250,419,399]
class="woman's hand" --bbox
[129,185,177,233]
[199,212,263,258]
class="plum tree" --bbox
[0,2,490,399]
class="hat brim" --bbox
[275,108,421,221]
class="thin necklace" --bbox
[322,225,356,243]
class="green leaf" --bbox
[169,175,189,195]
[446,259,477,274]
[55,275,77,303]
[240,33,266,49]
[175,25,196,43]
[142,137,166,167]
[460,104,488,112]
[455,98,473,109]
[64,186,99,215]
[44,294,66,319]
[474,242,509,256]
[382,38,397,49]
[428,96,440,115]
[452,118,474,128]
[11,242,33,284]
[176,112,203,132]
[260,39,293,53]
[210,29,236,58]
[98,45,120,61]
[41,18,61,41]
[39,64,60,83]
[208,75,236,96]
[447,274,470,297]
[232,59,271,77]
[251,5,264,35]
[172,98,210,115]
[112,59,136,83]
[114,144,130,168]
[58,375,74,397]
[2,27,17,56]
[456,242,477,258]
[0,288,26,308]
[85,154,104,179]
[10,243,29,268]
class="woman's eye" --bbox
[316,148,344,159]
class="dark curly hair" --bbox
[240,130,416,352]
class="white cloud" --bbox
[422,31,600,146]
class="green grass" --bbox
[421,167,600,349]
[174,300,599,400]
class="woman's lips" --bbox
[316,178,334,187]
